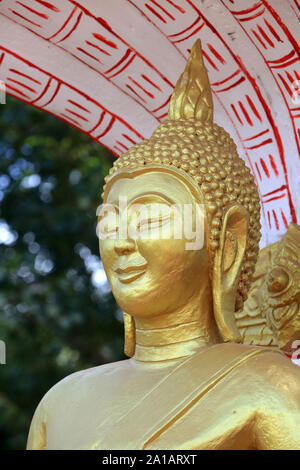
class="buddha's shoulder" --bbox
[213,343,300,397]
[36,358,132,413]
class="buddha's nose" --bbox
[114,238,136,256]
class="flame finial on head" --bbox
[168,39,213,122]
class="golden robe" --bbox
[27,343,300,450]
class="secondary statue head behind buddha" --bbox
[99,40,261,357]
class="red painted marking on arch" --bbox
[76,47,103,64]
[56,11,83,43]
[126,84,147,104]
[6,78,36,93]
[278,73,293,97]
[263,18,283,43]
[122,134,137,145]
[60,113,81,127]
[268,154,279,176]
[40,81,61,108]
[202,50,219,71]
[89,110,105,134]
[230,103,243,125]
[116,141,129,151]
[255,162,262,181]
[16,1,49,19]
[269,50,295,64]
[145,4,167,23]
[220,0,300,162]
[0,52,4,67]
[128,76,155,98]
[85,41,111,56]
[260,157,270,177]
[264,193,285,203]
[207,43,226,64]
[5,83,30,99]
[152,95,171,113]
[246,95,262,122]
[262,185,286,197]
[48,6,77,40]
[105,49,131,75]
[108,53,136,79]
[270,57,299,69]
[157,112,169,120]
[239,8,265,22]
[239,101,253,126]
[9,69,42,84]
[262,0,300,55]
[233,2,263,16]
[267,210,271,229]
[65,109,89,122]
[31,77,52,105]
[141,74,162,91]
[113,145,123,154]
[272,210,279,230]
[257,24,275,48]
[281,209,288,229]
[166,0,185,13]
[244,129,269,141]
[68,99,91,113]
[168,16,200,38]
[92,33,117,49]
[2,53,143,154]
[216,76,245,93]
[96,117,115,139]
[286,71,297,85]
[234,53,297,222]
[34,0,60,12]
[172,23,204,43]
[246,138,273,150]
[149,0,175,20]
[212,70,240,87]
[9,8,42,27]
[251,28,267,49]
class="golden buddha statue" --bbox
[27,40,300,451]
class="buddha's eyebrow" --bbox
[128,193,175,206]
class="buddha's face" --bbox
[99,168,211,319]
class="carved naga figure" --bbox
[237,222,300,356]
[27,41,300,451]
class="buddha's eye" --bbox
[267,267,290,293]
[136,214,170,232]
[97,209,119,239]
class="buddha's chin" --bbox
[110,275,165,318]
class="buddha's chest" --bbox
[45,373,255,450]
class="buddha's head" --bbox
[98,40,261,356]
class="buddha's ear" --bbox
[212,204,249,342]
[123,312,136,357]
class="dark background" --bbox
[0,96,123,450]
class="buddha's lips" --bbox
[115,268,146,284]
[114,263,147,284]
[114,262,147,274]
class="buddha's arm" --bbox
[251,352,300,450]
[26,399,47,450]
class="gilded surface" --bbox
[237,223,300,354]
[27,40,300,450]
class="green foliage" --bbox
[0,97,124,450]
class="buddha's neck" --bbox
[133,294,220,362]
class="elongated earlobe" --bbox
[212,204,249,342]
[123,312,136,357]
